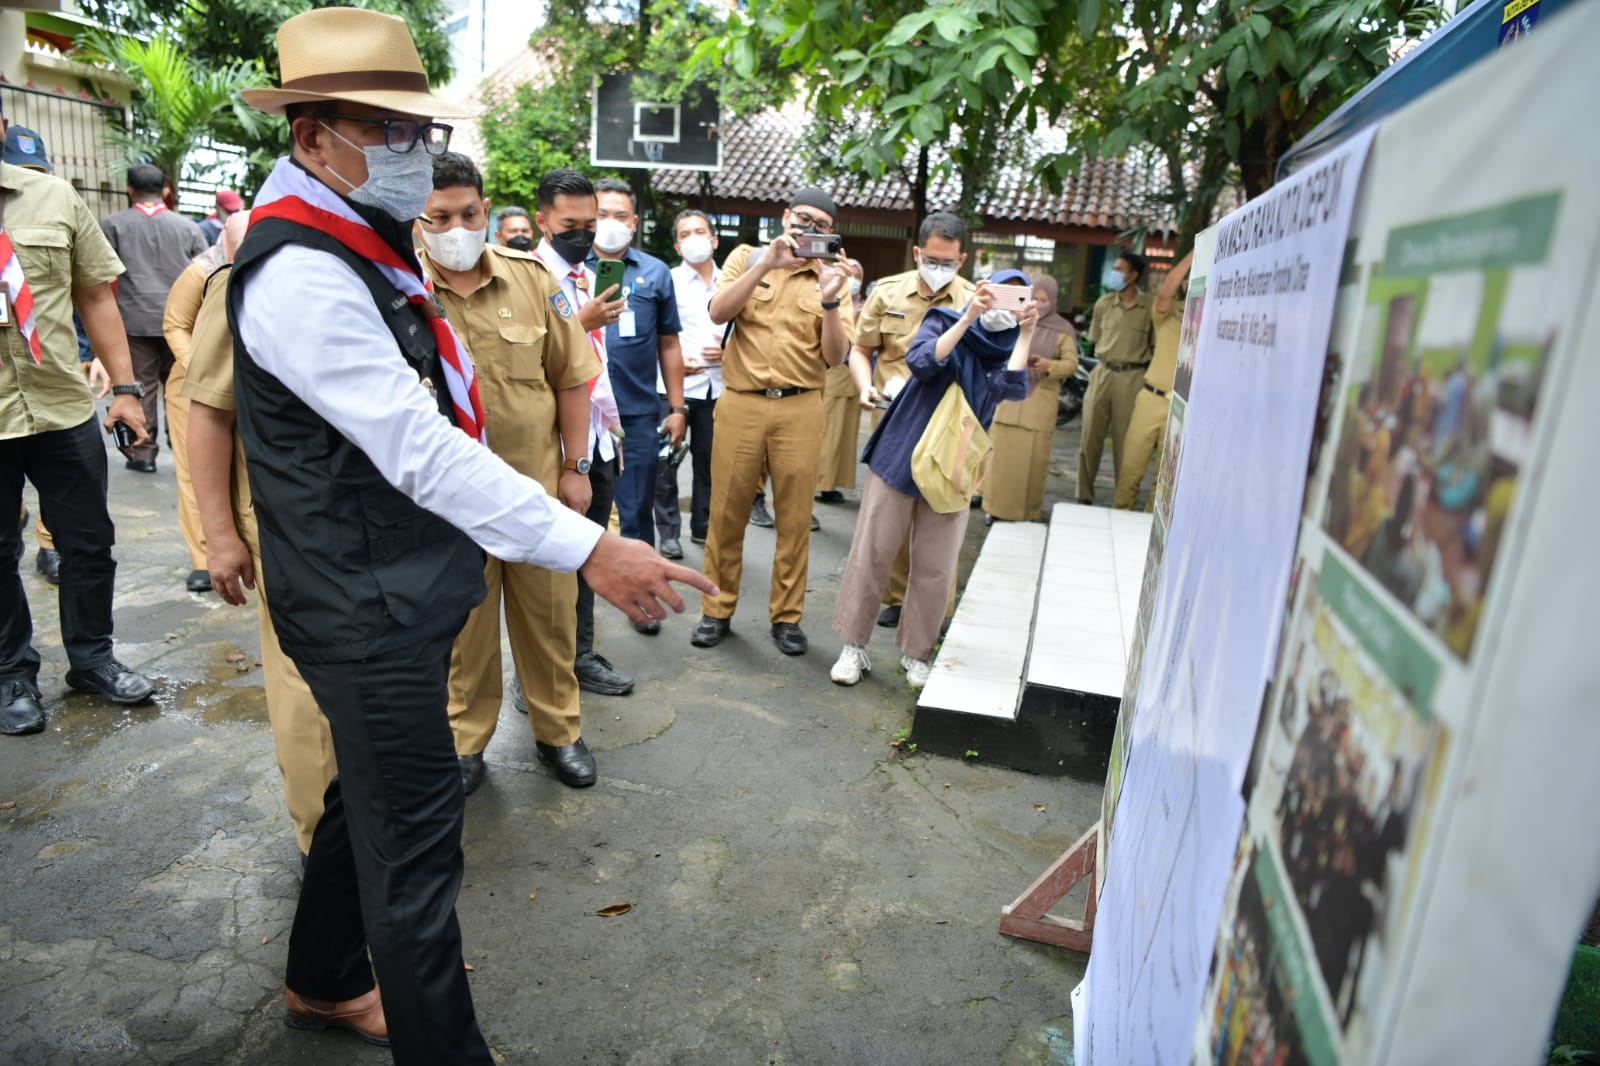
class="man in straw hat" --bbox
[228,9,715,1061]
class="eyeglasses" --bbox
[918,254,960,270]
[317,113,453,156]
[788,209,834,234]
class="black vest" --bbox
[226,217,485,664]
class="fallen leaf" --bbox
[235,661,251,673]
[527,892,537,901]
[463,961,475,972]
[261,936,269,944]
[225,652,246,663]
[1033,804,1046,813]
[0,801,15,811]
[595,903,632,917]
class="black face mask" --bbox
[504,234,533,253]
[549,226,595,264]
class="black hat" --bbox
[3,126,53,173]
[787,187,837,219]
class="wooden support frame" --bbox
[998,820,1099,952]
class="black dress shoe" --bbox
[510,676,528,714]
[633,618,661,636]
[35,547,61,585]
[983,513,995,527]
[125,457,157,474]
[459,753,485,796]
[809,514,821,532]
[658,537,684,560]
[690,615,730,648]
[749,498,775,527]
[64,660,155,705]
[536,738,596,788]
[0,681,47,736]
[770,622,808,656]
[575,652,633,696]
[186,569,212,593]
[690,532,706,545]
[815,490,845,504]
[876,605,902,628]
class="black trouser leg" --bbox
[290,619,492,1066]
[687,396,716,540]
[652,396,681,542]
[574,448,618,657]
[0,434,35,687]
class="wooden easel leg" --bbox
[998,821,1099,952]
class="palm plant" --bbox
[77,31,268,189]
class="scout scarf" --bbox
[249,157,487,442]
[0,228,43,363]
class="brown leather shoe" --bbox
[283,986,389,1046]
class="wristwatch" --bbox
[668,406,688,415]
[820,300,841,310]
[111,383,146,398]
[562,457,592,474]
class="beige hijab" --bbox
[1031,275,1076,361]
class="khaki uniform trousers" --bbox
[984,422,1054,521]
[238,512,337,856]
[702,388,823,623]
[447,555,580,754]
[815,363,859,493]
[1076,363,1147,504]
[1113,386,1168,510]
[164,356,207,569]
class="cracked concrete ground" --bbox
[1,419,1116,1065]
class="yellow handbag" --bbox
[911,382,992,513]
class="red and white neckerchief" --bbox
[0,228,43,364]
[132,200,168,218]
[567,267,607,387]
[248,158,486,443]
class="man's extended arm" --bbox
[73,281,148,445]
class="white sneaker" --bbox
[901,655,931,689]
[831,643,871,685]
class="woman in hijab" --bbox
[831,270,1037,690]
[981,275,1079,523]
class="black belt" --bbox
[1106,362,1147,372]
[1143,382,1169,398]
[737,386,811,399]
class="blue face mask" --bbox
[1102,266,1129,293]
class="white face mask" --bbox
[679,234,713,264]
[919,259,958,292]
[979,309,1018,332]
[319,122,435,222]
[420,224,487,273]
[848,277,862,296]
[594,217,634,254]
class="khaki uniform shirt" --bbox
[715,244,855,393]
[1088,290,1155,368]
[1145,302,1181,392]
[179,265,255,524]
[853,269,974,391]
[162,259,211,367]
[0,163,125,440]
[423,244,599,493]
[993,329,1079,431]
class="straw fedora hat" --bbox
[242,7,465,117]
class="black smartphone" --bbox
[593,258,626,302]
[111,420,137,451]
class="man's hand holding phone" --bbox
[103,395,149,450]
[578,285,624,332]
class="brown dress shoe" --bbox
[284,986,389,1046]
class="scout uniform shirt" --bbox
[421,243,600,493]
[853,269,974,393]
[714,244,855,393]
[0,163,125,439]
[1088,289,1156,369]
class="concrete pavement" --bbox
[1,417,1118,1065]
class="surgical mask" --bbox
[594,217,633,254]
[420,224,486,273]
[548,226,595,266]
[919,259,958,292]
[980,309,1018,332]
[1103,267,1129,293]
[504,234,533,253]
[849,277,862,297]
[319,121,435,222]
[679,234,713,264]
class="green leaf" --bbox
[1004,0,1043,23]
[1224,122,1241,160]
[1002,25,1038,55]
[732,37,757,79]
[972,42,1009,74]
[884,10,938,47]
[1226,44,1248,86]
[1002,49,1031,82]
[1078,0,1101,36]
[1247,13,1272,38]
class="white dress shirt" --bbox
[535,238,619,462]
[234,244,602,571]
[661,260,723,401]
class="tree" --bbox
[75,0,453,193]
[1068,0,1446,250]
[78,33,269,190]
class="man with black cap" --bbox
[1,100,157,734]
[691,189,851,657]
[228,9,713,1062]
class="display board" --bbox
[1076,4,1600,1063]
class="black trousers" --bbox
[653,393,716,543]
[574,443,618,657]
[0,416,117,687]
[126,334,174,462]
[289,616,493,1066]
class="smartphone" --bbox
[593,258,626,302]
[792,232,842,259]
[988,283,1034,312]
[111,420,137,451]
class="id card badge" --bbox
[618,310,637,338]
[0,289,10,328]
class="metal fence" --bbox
[1,83,126,221]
